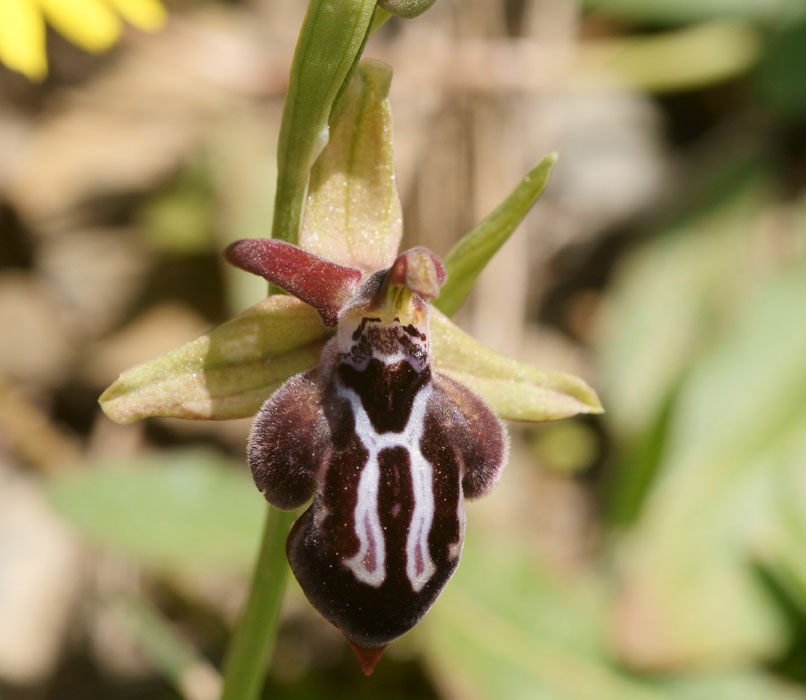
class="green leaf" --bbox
[583,0,805,24]
[430,308,602,422]
[754,443,806,617]
[754,20,806,123]
[661,674,806,700]
[99,296,331,423]
[298,60,402,272]
[434,153,556,317]
[272,0,378,246]
[424,537,650,700]
[423,534,799,700]
[597,167,775,525]
[610,262,806,669]
[596,169,771,441]
[47,451,263,574]
[581,20,761,94]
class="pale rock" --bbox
[0,465,84,684]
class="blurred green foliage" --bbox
[48,451,263,576]
[425,534,805,700]
[140,158,216,255]
[754,20,806,122]
[584,0,806,24]
[17,0,806,697]
[598,167,806,669]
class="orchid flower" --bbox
[100,59,601,675]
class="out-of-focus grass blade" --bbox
[754,20,806,123]
[611,262,806,669]
[598,167,771,525]
[47,451,263,575]
[423,534,797,700]
[596,169,770,441]
[583,0,804,24]
[423,535,655,700]
[754,447,806,618]
[660,673,806,700]
[434,153,556,318]
[114,595,221,700]
[580,20,761,94]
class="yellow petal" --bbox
[40,0,121,53]
[431,309,603,422]
[106,0,165,32]
[0,0,47,80]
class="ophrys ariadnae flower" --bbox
[224,238,507,671]
[100,60,602,674]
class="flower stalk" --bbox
[221,5,385,695]
[99,0,601,690]
[220,507,296,700]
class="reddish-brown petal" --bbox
[225,239,362,326]
[248,370,329,510]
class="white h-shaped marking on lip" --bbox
[340,382,437,593]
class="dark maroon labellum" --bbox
[226,240,508,674]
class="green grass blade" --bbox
[434,153,556,317]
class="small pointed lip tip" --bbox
[348,640,387,675]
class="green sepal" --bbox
[434,153,557,318]
[298,60,402,272]
[430,308,602,422]
[272,0,378,245]
[99,297,332,423]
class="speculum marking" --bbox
[339,381,437,592]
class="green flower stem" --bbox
[224,6,380,693]
[221,4,440,696]
[220,506,297,700]
[272,0,378,245]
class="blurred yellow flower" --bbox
[0,0,166,81]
